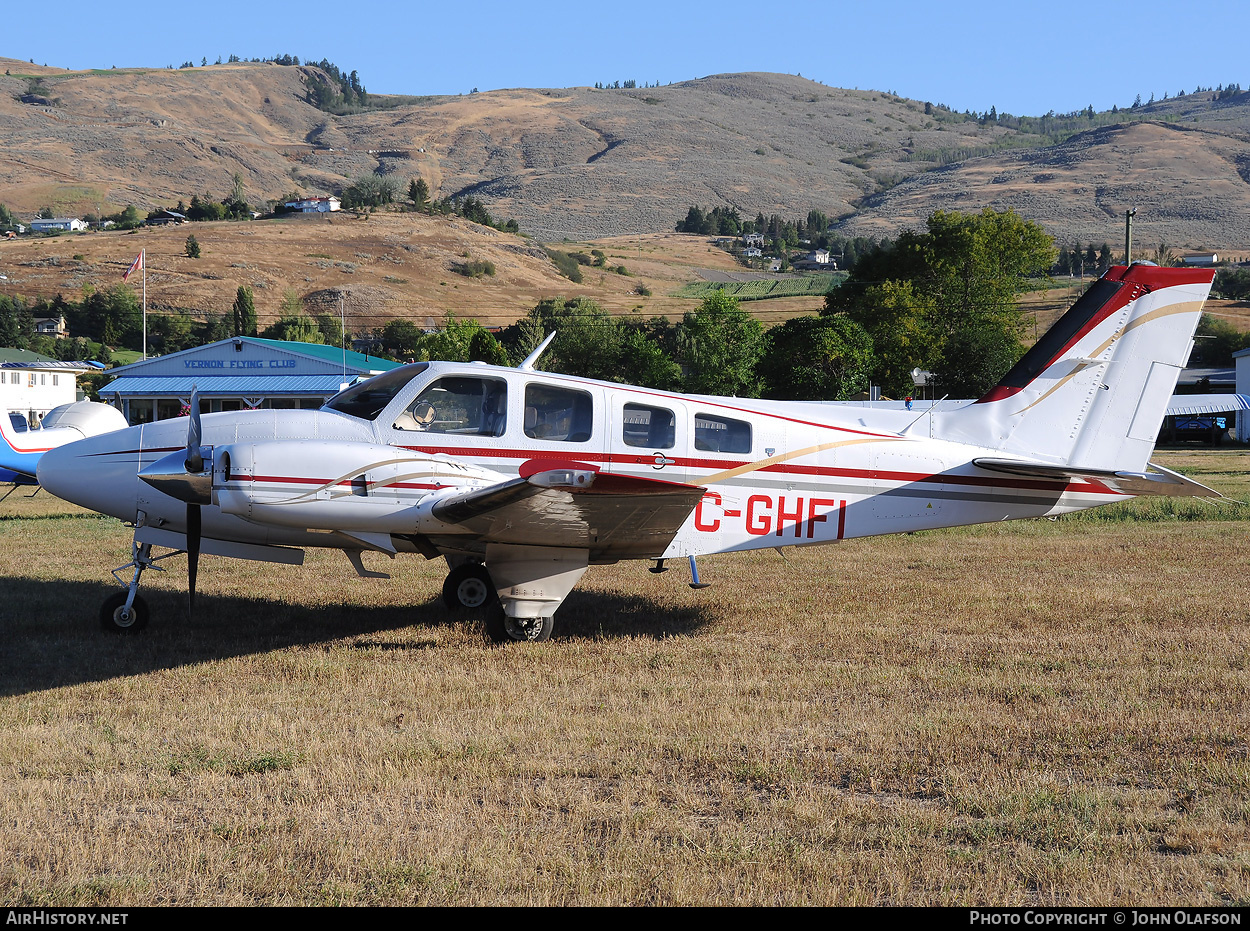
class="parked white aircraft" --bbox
[37,264,1219,641]
[1,400,128,485]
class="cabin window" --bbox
[622,403,675,449]
[694,413,751,453]
[524,384,593,442]
[395,376,507,435]
[324,363,430,421]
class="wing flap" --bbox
[431,466,706,558]
[973,457,1220,497]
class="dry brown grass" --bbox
[1,449,1248,905]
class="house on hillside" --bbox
[743,233,765,248]
[1181,253,1219,266]
[30,217,86,233]
[34,315,66,338]
[146,210,187,226]
[284,196,341,214]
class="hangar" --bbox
[99,337,401,424]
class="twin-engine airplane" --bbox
[1,400,128,486]
[37,264,1219,642]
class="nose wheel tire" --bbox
[484,606,553,644]
[442,563,497,612]
[100,592,149,633]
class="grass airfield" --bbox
[0,449,1247,906]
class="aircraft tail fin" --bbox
[931,264,1216,472]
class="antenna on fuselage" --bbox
[517,331,557,372]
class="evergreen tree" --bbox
[409,176,429,208]
[231,286,257,337]
[185,234,201,258]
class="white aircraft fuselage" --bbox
[36,264,1219,641]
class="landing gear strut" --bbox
[100,536,183,633]
[441,548,586,644]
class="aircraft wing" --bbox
[973,458,1220,497]
[429,461,706,559]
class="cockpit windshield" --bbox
[323,364,430,420]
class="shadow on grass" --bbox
[0,575,716,695]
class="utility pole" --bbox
[1124,208,1136,265]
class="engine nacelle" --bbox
[213,439,500,533]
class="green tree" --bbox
[185,234,201,258]
[526,298,623,382]
[757,314,874,400]
[231,286,257,337]
[618,323,682,390]
[202,313,232,343]
[280,288,303,316]
[409,176,429,208]
[314,313,344,348]
[0,296,21,347]
[1192,313,1250,365]
[261,313,324,344]
[825,208,1053,397]
[148,311,194,353]
[678,289,764,397]
[421,313,484,363]
[468,327,509,365]
[380,319,423,359]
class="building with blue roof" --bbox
[99,337,402,424]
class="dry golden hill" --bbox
[0,213,818,328]
[8,58,1249,250]
[842,121,1250,253]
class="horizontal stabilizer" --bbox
[973,458,1220,497]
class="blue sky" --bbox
[5,0,1244,117]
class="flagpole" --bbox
[142,249,147,361]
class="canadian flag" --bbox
[123,250,144,281]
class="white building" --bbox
[1181,253,1219,267]
[1236,347,1250,442]
[0,351,95,428]
[283,196,341,213]
[30,217,87,233]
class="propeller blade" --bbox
[187,502,200,616]
[185,384,203,473]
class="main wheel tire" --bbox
[100,591,148,633]
[442,563,497,612]
[485,609,553,644]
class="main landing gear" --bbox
[442,560,553,644]
[99,539,183,633]
[442,547,587,644]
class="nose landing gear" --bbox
[99,537,183,633]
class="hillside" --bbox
[6,58,1250,252]
[841,121,1250,252]
[0,213,822,328]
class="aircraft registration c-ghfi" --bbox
[36,264,1219,642]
